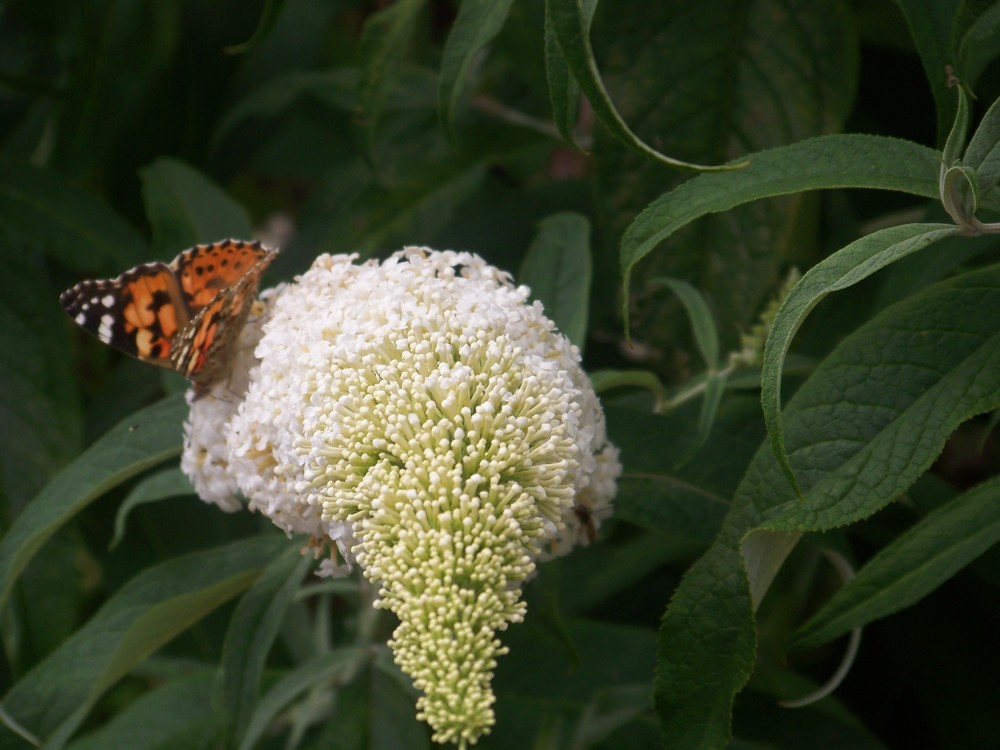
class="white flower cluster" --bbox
[181,248,620,745]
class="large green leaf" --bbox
[0,394,187,611]
[2,536,288,747]
[760,223,960,494]
[139,158,255,258]
[791,476,1000,650]
[545,0,737,171]
[598,0,858,345]
[656,262,1000,747]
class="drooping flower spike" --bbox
[182,248,620,745]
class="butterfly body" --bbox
[60,239,277,394]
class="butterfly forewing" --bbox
[59,262,190,369]
[60,239,278,390]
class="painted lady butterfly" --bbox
[60,239,278,395]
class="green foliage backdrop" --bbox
[1,0,999,748]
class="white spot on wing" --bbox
[98,314,115,342]
[102,294,116,308]
[75,313,87,325]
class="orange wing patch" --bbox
[60,239,278,393]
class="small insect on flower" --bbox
[59,239,278,396]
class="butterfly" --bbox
[60,239,278,395]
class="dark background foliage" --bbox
[1,1,999,748]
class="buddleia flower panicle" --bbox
[181,248,621,745]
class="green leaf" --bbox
[546,0,742,172]
[954,0,1000,90]
[589,369,666,407]
[0,394,187,611]
[225,0,289,54]
[438,0,515,140]
[619,134,956,328]
[214,69,356,149]
[651,278,720,368]
[519,212,592,348]
[1,536,288,746]
[656,262,1000,747]
[295,161,488,258]
[139,158,255,258]
[63,672,222,750]
[239,648,365,750]
[542,0,596,146]
[965,93,1000,198]
[0,157,144,273]
[791,476,1000,650]
[222,547,311,746]
[941,84,971,169]
[761,223,959,495]
[354,0,426,165]
[111,467,194,549]
[0,248,82,512]
[304,655,430,750]
[896,0,961,144]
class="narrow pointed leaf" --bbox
[965,94,1000,197]
[542,0,596,146]
[111,467,194,549]
[438,0,515,139]
[2,536,288,744]
[941,84,971,168]
[619,134,959,327]
[224,0,288,54]
[652,277,720,368]
[63,672,221,750]
[0,394,187,611]
[222,547,311,746]
[354,0,425,163]
[791,476,1000,650]
[238,648,365,750]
